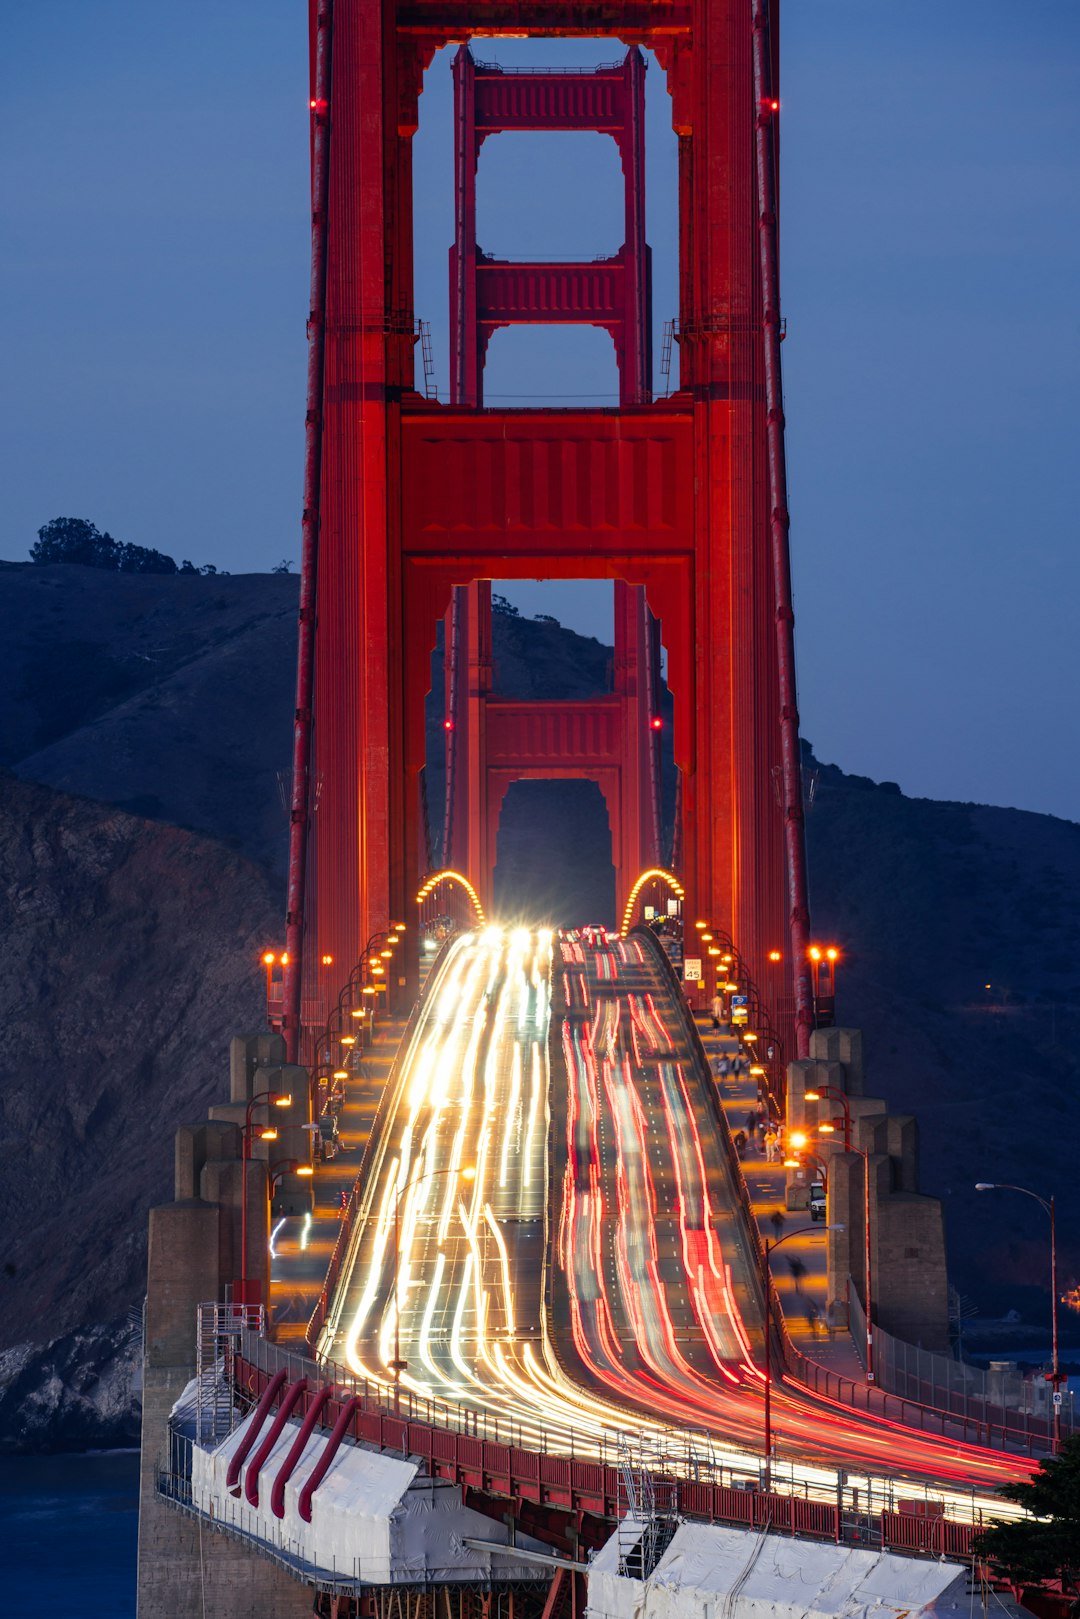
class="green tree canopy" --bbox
[31,517,120,568]
[973,1435,1080,1594]
[30,518,225,576]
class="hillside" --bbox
[0,562,1077,1442]
[0,770,277,1447]
[0,562,296,880]
[804,758,1080,1319]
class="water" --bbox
[0,1451,139,1618]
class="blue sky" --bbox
[2,2,1077,820]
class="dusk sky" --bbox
[2,2,1077,822]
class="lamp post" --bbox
[391,1162,475,1411]
[761,1224,838,1489]
[976,1181,1061,1450]
[804,1083,851,1150]
[269,1158,315,1202]
[238,1089,292,1306]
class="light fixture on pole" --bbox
[238,1090,292,1307]
[804,1084,852,1150]
[976,1182,1061,1450]
[761,1224,841,1489]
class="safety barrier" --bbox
[848,1284,1068,1455]
[230,1344,979,1562]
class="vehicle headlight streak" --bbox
[321,926,1032,1527]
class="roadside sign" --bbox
[684,957,702,981]
[731,995,748,1008]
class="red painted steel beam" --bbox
[475,255,626,325]
[284,0,333,1063]
[752,0,813,1055]
[473,67,629,135]
[396,4,693,36]
[485,700,622,768]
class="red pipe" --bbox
[283,2,334,1063]
[752,0,814,1057]
[297,1395,360,1522]
[226,1366,288,1494]
[244,1378,308,1507]
[271,1385,334,1519]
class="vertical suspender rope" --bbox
[284,2,334,1064]
[441,588,463,872]
[752,0,814,1057]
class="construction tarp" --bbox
[586,1518,1027,1619]
[190,1402,551,1587]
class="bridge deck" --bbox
[295,925,1035,1510]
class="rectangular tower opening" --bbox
[411,38,677,403]
[494,779,616,926]
[481,323,621,405]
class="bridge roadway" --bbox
[318,925,1033,1515]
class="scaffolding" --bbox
[195,1301,263,1447]
[616,1432,678,1580]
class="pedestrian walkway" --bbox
[269,1009,409,1345]
[692,1011,864,1381]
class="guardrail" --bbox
[228,1335,983,1562]
[847,1281,1066,1454]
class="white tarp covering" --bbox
[190,1403,551,1587]
[587,1519,1026,1619]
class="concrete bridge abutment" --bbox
[136,1034,313,1619]
[785,1028,949,1352]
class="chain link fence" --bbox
[848,1280,1073,1451]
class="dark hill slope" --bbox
[0,772,276,1352]
[804,757,1080,1319]
[1,563,296,879]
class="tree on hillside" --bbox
[973,1436,1080,1596]
[114,541,178,574]
[31,517,118,568]
[30,518,225,576]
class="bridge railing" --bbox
[847,1283,1070,1453]
[227,1329,988,1559]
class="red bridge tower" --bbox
[284,0,813,1058]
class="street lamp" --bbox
[761,1224,840,1489]
[807,946,840,1027]
[391,1162,476,1411]
[238,1090,292,1305]
[804,1084,852,1150]
[976,1182,1061,1449]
